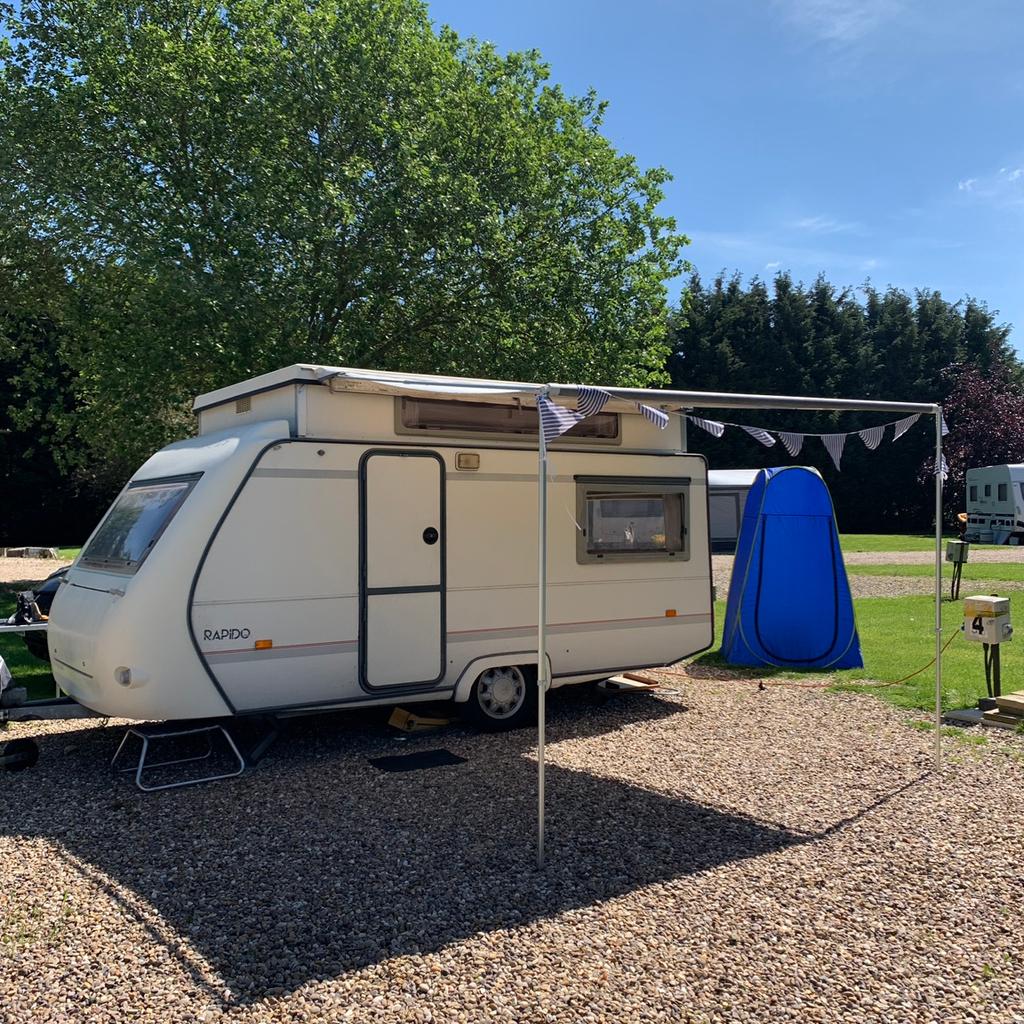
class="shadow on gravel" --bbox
[2,689,830,1005]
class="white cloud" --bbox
[790,214,865,235]
[772,0,903,46]
[690,230,880,276]
[956,164,1024,208]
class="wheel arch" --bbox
[452,651,549,703]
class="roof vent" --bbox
[235,396,251,414]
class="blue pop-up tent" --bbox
[721,466,862,669]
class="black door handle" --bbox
[422,527,439,545]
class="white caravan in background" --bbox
[707,469,757,552]
[964,464,1024,545]
[47,365,714,729]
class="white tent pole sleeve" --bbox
[537,408,549,869]
[934,409,944,770]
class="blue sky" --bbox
[428,0,1024,346]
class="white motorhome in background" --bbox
[47,365,713,729]
[964,464,1024,545]
[707,469,758,552]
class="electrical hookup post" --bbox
[934,407,944,771]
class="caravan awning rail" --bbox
[193,363,939,417]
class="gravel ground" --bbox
[3,686,1024,1023]
[0,557,71,586]
[712,554,1021,600]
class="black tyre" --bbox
[463,665,538,731]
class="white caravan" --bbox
[47,365,713,728]
[707,469,757,552]
[964,464,1024,545]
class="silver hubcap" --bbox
[476,666,527,719]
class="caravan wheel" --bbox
[465,666,536,731]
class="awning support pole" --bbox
[934,408,944,770]
[536,399,549,869]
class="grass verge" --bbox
[0,580,59,701]
[692,588,1024,712]
[839,533,1004,553]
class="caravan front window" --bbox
[576,477,688,563]
[81,476,199,574]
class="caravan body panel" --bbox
[48,365,714,721]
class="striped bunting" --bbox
[821,433,847,471]
[857,424,886,450]
[777,432,804,457]
[941,414,949,437]
[941,454,949,480]
[576,386,613,419]
[892,413,921,441]
[536,395,583,445]
[637,402,669,429]
[741,425,776,447]
[689,415,726,438]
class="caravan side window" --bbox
[575,477,688,563]
[985,484,992,497]
[998,483,1008,502]
[969,485,978,502]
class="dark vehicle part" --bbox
[5,565,67,662]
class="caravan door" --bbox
[359,450,445,689]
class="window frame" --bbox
[574,475,690,564]
[80,473,201,576]
[395,396,621,445]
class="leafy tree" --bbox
[669,271,1018,531]
[939,364,1024,506]
[1,0,686,478]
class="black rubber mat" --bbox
[368,749,467,772]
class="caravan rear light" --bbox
[665,609,677,617]
[254,639,273,650]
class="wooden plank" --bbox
[982,709,1023,728]
[994,691,1024,714]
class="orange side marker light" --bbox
[254,639,273,650]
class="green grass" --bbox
[839,533,1003,552]
[0,579,59,701]
[694,588,1024,713]
[0,550,79,702]
[849,562,1024,583]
